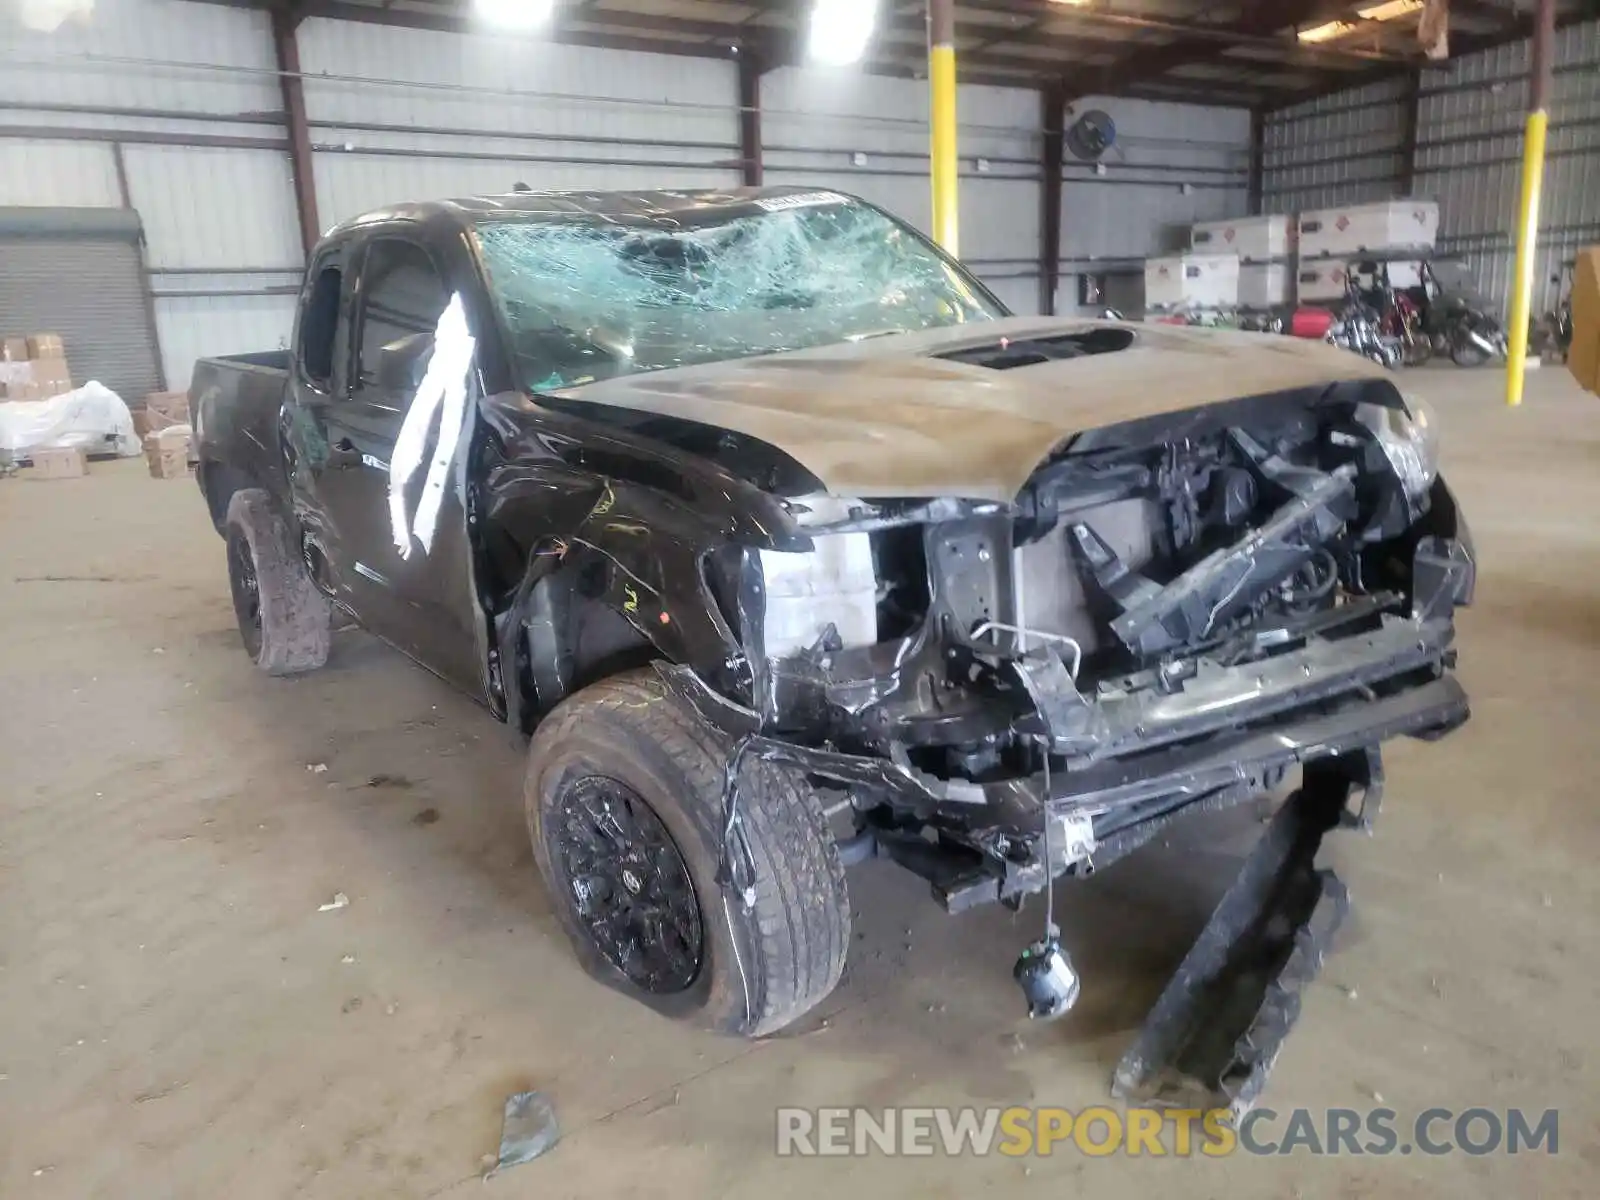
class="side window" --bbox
[357,239,449,388]
[298,265,341,388]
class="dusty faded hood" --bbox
[554,318,1394,502]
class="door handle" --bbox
[327,437,363,470]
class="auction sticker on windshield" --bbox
[754,191,850,212]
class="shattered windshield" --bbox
[474,194,1005,390]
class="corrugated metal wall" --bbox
[761,79,1252,315]
[1415,19,1600,316]
[1,0,747,389]
[1263,18,1600,316]
[1261,77,1413,212]
[0,0,295,389]
[2,0,1257,380]
[297,18,743,228]
[1059,95,1251,313]
[763,68,1042,312]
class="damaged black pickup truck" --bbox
[193,187,1471,1111]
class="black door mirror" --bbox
[375,331,435,393]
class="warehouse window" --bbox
[299,266,341,387]
[358,240,449,387]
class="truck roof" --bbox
[326,185,851,238]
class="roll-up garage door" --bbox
[0,207,162,403]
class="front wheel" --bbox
[525,669,850,1037]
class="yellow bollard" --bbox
[1506,0,1555,407]
[928,0,959,258]
[1506,109,1548,407]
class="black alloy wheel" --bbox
[552,776,704,995]
[227,530,264,659]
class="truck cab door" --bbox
[283,248,367,600]
[286,237,443,628]
[285,234,488,700]
[336,236,489,696]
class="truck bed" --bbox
[191,351,293,531]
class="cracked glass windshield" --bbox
[474,193,1005,390]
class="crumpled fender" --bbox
[478,392,812,725]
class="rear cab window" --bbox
[298,264,342,390]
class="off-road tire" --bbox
[224,489,331,676]
[526,668,850,1037]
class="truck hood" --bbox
[554,318,1394,502]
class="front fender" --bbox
[482,465,791,730]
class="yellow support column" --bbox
[1506,0,1555,406]
[928,0,959,257]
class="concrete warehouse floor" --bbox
[2,365,1598,1199]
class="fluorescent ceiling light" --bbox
[474,0,555,31]
[1299,0,1423,42]
[16,0,93,30]
[808,0,877,66]
[1299,20,1358,42]
[1357,0,1425,20]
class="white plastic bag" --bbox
[0,381,140,458]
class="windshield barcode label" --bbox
[754,191,850,212]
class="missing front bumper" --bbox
[661,655,1466,912]
[854,673,1464,912]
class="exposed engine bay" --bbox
[678,381,1471,917]
[642,380,1468,1109]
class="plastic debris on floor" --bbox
[487,1091,559,1177]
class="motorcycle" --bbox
[1378,287,1434,366]
[1323,284,1402,369]
[1438,307,1508,366]
[1420,258,1508,366]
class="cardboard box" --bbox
[144,425,192,478]
[2,337,28,362]
[145,424,192,451]
[31,358,72,397]
[2,380,44,401]
[146,390,190,423]
[146,407,188,434]
[0,361,33,388]
[1144,252,1241,310]
[26,333,65,359]
[33,445,88,479]
[147,448,189,479]
[132,409,152,438]
[1570,246,1600,395]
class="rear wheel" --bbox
[526,669,850,1037]
[224,489,331,675]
